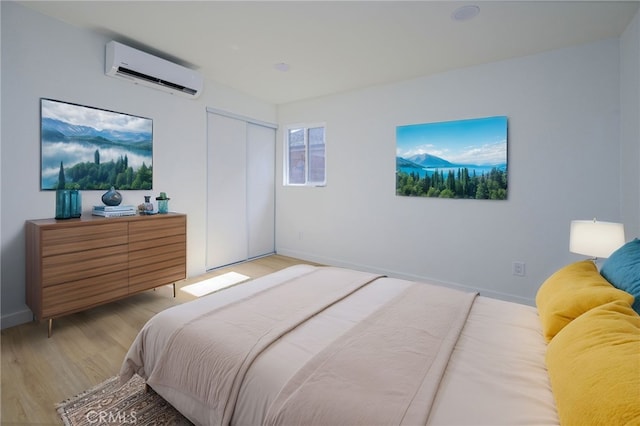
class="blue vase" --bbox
[101,186,122,206]
[55,190,71,219]
[70,190,82,218]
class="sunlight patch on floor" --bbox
[180,272,250,297]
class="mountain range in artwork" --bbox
[41,117,152,148]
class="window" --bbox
[284,124,326,186]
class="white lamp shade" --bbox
[570,220,625,259]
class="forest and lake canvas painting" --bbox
[396,116,507,200]
[40,98,153,190]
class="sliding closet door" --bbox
[247,123,275,258]
[206,110,276,270]
[206,113,248,269]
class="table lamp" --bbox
[569,218,625,260]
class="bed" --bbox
[120,240,640,426]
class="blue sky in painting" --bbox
[396,116,507,166]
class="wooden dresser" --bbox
[25,213,186,336]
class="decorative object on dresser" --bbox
[25,213,186,337]
[55,189,82,219]
[101,186,123,206]
[92,204,137,217]
[156,192,170,214]
[140,195,155,214]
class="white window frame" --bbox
[283,123,326,187]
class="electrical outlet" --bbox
[512,261,526,277]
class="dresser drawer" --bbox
[129,263,186,294]
[129,236,186,293]
[128,216,186,244]
[128,233,186,252]
[41,222,128,257]
[42,270,129,318]
[42,247,128,287]
[129,242,186,270]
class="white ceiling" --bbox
[20,1,640,105]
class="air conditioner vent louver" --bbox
[116,67,198,96]
[106,41,203,98]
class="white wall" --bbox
[0,2,276,328]
[620,10,640,238]
[276,36,634,305]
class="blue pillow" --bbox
[600,238,640,314]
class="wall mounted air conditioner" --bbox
[105,41,203,98]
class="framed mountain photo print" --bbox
[396,116,507,200]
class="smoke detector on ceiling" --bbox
[274,62,290,72]
[451,5,480,21]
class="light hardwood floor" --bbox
[1,255,316,425]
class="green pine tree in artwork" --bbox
[57,161,66,189]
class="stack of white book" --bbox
[92,205,137,217]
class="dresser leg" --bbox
[48,318,53,338]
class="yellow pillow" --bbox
[545,301,640,425]
[536,260,634,342]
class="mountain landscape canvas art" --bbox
[40,98,153,190]
[396,116,507,199]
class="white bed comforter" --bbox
[120,265,558,425]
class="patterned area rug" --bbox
[56,374,192,425]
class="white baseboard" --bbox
[1,308,33,330]
[276,248,535,307]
